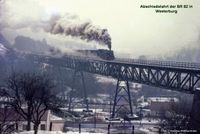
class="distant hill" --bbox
[0,33,10,57]
[0,34,10,84]
[13,36,51,54]
[0,33,11,48]
[0,43,7,56]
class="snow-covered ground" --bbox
[18,130,104,134]
[105,118,159,124]
[139,128,157,134]
[132,118,159,124]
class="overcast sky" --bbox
[1,0,200,57]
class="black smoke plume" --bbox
[50,15,112,50]
[0,2,112,50]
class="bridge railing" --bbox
[115,58,200,70]
[27,53,200,70]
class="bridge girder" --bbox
[32,55,200,94]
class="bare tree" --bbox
[2,72,62,134]
[0,90,19,134]
[0,106,19,134]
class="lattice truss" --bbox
[30,54,200,93]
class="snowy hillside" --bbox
[0,43,7,56]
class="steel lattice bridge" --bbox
[27,54,200,118]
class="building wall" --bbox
[17,121,48,131]
[149,101,176,116]
[50,121,65,131]
[46,110,50,130]
[150,101,172,111]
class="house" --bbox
[0,108,51,132]
[148,97,179,116]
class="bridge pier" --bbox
[68,70,89,111]
[190,88,200,131]
[111,79,133,118]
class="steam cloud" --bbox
[49,15,112,50]
[0,0,112,50]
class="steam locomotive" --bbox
[76,49,115,60]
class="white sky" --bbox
[1,0,200,57]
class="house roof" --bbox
[148,97,179,103]
[0,108,49,122]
